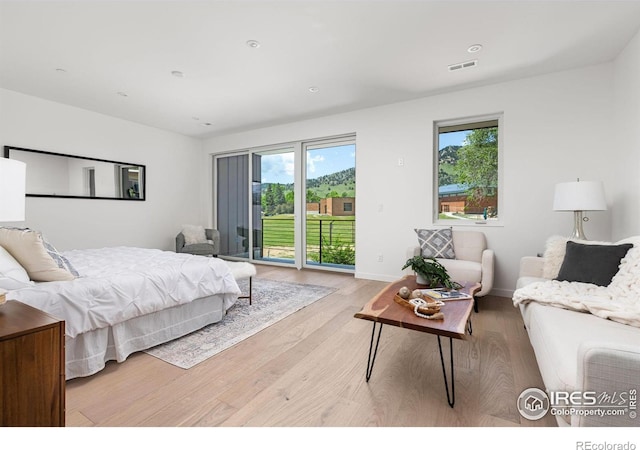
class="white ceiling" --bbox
[1,1,640,138]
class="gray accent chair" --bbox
[176,228,220,257]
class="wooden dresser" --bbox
[0,300,65,427]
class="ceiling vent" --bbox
[448,59,478,72]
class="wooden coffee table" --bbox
[354,275,480,407]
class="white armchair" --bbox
[408,229,494,312]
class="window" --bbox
[434,114,502,224]
[343,202,353,212]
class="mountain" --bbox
[439,145,460,164]
[307,167,355,199]
[306,167,355,189]
[261,167,356,200]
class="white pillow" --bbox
[182,225,207,245]
[0,245,34,290]
[542,236,570,279]
[0,227,76,282]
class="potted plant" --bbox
[401,255,460,289]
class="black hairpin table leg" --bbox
[366,322,383,382]
[437,335,455,408]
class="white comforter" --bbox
[8,247,241,338]
[513,240,640,328]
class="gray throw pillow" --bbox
[555,241,633,287]
[415,228,456,259]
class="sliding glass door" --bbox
[215,148,296,264]
[303,138,356,270]
[252,147,296,264]
[214,135,355,272]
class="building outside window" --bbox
[434,114,502,224]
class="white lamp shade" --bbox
[0,158,27,222]
[553,180,607,211]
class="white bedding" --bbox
[8,247,241,338]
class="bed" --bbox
[0,227,248,380]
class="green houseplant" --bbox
[401,255,460,289]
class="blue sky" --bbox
[439,130,469,150]
[260,144,355,184]
[259,135,463,184]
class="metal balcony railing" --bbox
[257,217,355,266]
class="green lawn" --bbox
[261,214,355,248]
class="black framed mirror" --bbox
[3,146,146,201]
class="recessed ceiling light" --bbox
[116,91,128,97]
[467,44,483,53]
[308,86,319,93]
[55,68,67,73]
[246,40,261,48]
[201,122,212,127]
[171,70,185,78]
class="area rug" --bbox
[144,278,336,369]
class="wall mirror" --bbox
[4,146,145,201]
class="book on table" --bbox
[421,288,473,301]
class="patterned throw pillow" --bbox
[43,239,80,277]
[415,228,456,259]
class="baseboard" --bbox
[489,287,514,298]
[354,271,400,283]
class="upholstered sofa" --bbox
[514,237,640,427]
[408,229,494,310]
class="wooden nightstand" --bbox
[0,301,65,427]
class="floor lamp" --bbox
[0,157,27,305]
[553,179,606,240]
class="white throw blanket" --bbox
[513,240,640,328]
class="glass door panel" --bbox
[216,154,249,258]
[304,140,356,269]
[252,148,296,264]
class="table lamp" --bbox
[0,157,27,305]
[553,179,606,240]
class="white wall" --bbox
[2,52,631,295]
[0,89,204,251]
[612,28,640,239]
[204,63,618,296]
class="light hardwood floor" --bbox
[65,264,557,427]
